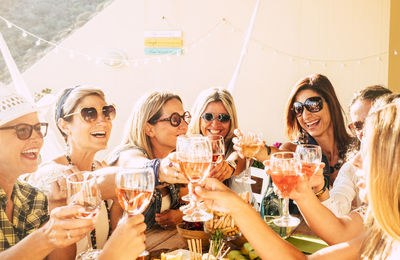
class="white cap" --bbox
[0,87,38,126]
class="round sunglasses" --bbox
[64,105,116,123]
[201,113,231,123]
[0,122,48,140]
[293,96,324,117]
[156,111,191,127]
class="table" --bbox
[146,217,316,258]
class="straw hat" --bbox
[0,87,37,126]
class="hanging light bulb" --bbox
[35,39,40,46]
[22,31,27,37]
[394,50,398,55]
[6,22,12,28]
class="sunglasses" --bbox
[348,121,364,134]
[293,96,324,117]
[157,111,191,127]
[201,113,231,123]
[0,122,48,140]
[64,105,116,123]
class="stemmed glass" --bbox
[66,172,102,260]
[268,152,301,227]
[296,144,322,179]
[115,167,155,257]
[177,135,213,222]
[235,132,263,184]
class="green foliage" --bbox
[251,160,264,169]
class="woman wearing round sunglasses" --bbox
[28,85,122,256]
[108,91,189,229]
[188,87,247,186]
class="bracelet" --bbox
[315,185,327,197]
[265,144,271,155]
[145,159,162,186]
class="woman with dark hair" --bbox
[235,74,354,199]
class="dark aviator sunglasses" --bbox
[293,96,324,117]
[64,105,116,123]
[157,111,191,127]
[0,122,48,140]
[201,113,231,123]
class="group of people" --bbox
[0,72,398,259]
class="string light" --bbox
[394,50,398,55]
[0,15,391,69]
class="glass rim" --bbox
[207,134,224,141]
[66,171,96,184]
[271,151,297,159]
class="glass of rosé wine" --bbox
[177,135,213,222]
[66,172,102,260]
[180,135,224,211]
[295,144,322,179]
[235,132,263,184]
[115,167,154,257]
[269,152,301,227]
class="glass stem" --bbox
[86,232,93,251]
[282,197,289,220]
[244,158,250,180]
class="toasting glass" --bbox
[269,152,301,227]
[115,167,155,257]
[66,172,102,260]
[235,132,263,184]
[296,144,322,179]
[177,135,213,222]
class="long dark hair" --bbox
[285,74,352,151]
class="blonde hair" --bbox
[188,87,238,155]
[118,91,182,159]
[55,85,106,142]
[361,98,400,259]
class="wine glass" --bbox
[296,144,322,179]
[177,135,213,222]
[115,167,155,257]
[235,132,263,184]
[66,172,102,260]
[269,152,301,227]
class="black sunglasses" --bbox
[293,96,324,117]
[348,121,364,134]
[0,122,48,140]
[64,105,116,123]
[157,111,191,127]
[201,113,231,123]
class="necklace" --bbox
[65,154,95,171]
[329,151,345,174]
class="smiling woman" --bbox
[28,85,121,257]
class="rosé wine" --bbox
[270,171,300,197]
[116,188,152,215]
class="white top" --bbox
[321,161,362,216]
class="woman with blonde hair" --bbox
[108,91,189,229]
[188,87,246,183]
[196,97,400,259]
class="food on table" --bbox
[227,243,260,260]
[205,211,240,238]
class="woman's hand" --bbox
[99,214,146,260]
[194,178,245,214]
[159,153,189,184]
[42,205,95,249]
[155,209,183,228]
[232,129,264,159]
[209,161,234,181]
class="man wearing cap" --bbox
[0,87,94,259]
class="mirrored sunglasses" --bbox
[64,105,116,123]
[201,113,231,123]
[0,122,48,140]
[293,96,324,117]
[158,111,191,127]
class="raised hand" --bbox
[155,209,183,228]
[159,152,189,184]
[43,205,95,248]
[209,160,234,181]
[232,129,264,159]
